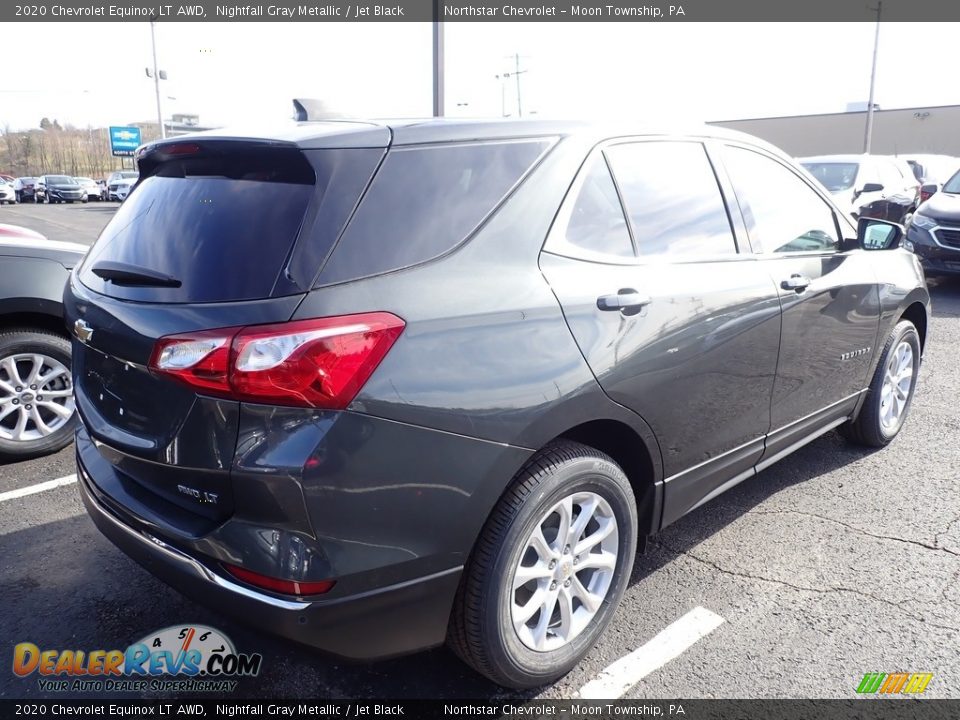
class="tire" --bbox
[0,329,77,461]
[840,320,921,448]
[448,440,638,689]
[81,197,88,204]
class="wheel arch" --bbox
[0,302,70,338]
[553,419,662,541]
[899,300,927,353]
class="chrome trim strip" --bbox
[663,436,764,484]
[933,225,960,251]
[756,416,848,473]
[663,390,864,486]
[766,390,864,438]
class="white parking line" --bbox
[0,474,77,503]
[578,606,725,699]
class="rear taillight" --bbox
[148,312,405,409]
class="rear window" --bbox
[315,138,553,286]
[79,147,316,303]
[801,162,860,192]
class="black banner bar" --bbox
[1,700,958,720]
[3,0,960,22]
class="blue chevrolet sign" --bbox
[109,126,142,157]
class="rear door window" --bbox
[315,139,554,286]
[604,141,738,259]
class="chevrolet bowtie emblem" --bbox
[74,319,94,344]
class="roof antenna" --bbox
[293,98,345,122]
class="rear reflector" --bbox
[223,563,335,596]
[148,312,404,409]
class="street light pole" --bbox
[150,18,166,139]
[863,0,881,153]
[432,0,444,117]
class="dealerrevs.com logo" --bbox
[12,625,262,693]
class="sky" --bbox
[1,21,958,132]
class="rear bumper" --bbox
[77,452,464,661]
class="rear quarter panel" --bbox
[0,255,73,324]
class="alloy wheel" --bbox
[879,340,913,430]
[0,352,75,442]
[511,491,619,652]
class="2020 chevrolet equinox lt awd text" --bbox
[67,119,929,689]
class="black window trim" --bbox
[543,135,746,266]
[717,141,857,258]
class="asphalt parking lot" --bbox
[1,202,959,700]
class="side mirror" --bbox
[858,217,903,251]
[860,182,884,194]
[920,183,939,203]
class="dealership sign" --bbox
[109,126,142,157]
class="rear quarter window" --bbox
[314,138,554,286]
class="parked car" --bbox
[0,175,15,185]
[904,168,960,276]
[885,156,921,218]
[41,175,86,204]
[74,177,102,202]
[13,177,44,204]
[0,224,86,459]
[0,179,15,205]
[901,154,960,204]
[69,120,929,690]
[106,171,138,201]
[799,154,918,223]
[114,176,137,202]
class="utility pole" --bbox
[863,0,881,153]
[497,54,528,118]
[513,53,523,118]
[149,18,166,139]
[432,0,444,117]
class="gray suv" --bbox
[66,120,929,689]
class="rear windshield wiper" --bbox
[90,261,182,288]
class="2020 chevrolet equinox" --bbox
[66,119,929,689]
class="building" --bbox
[166,113,216,137]
[709,104,960,157]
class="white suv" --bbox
[106,171,139,201]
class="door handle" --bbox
[780,274,812,292]
[597,290,652,311]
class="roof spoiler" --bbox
[293,98,346,122]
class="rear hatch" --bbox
[67,136,384,526]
